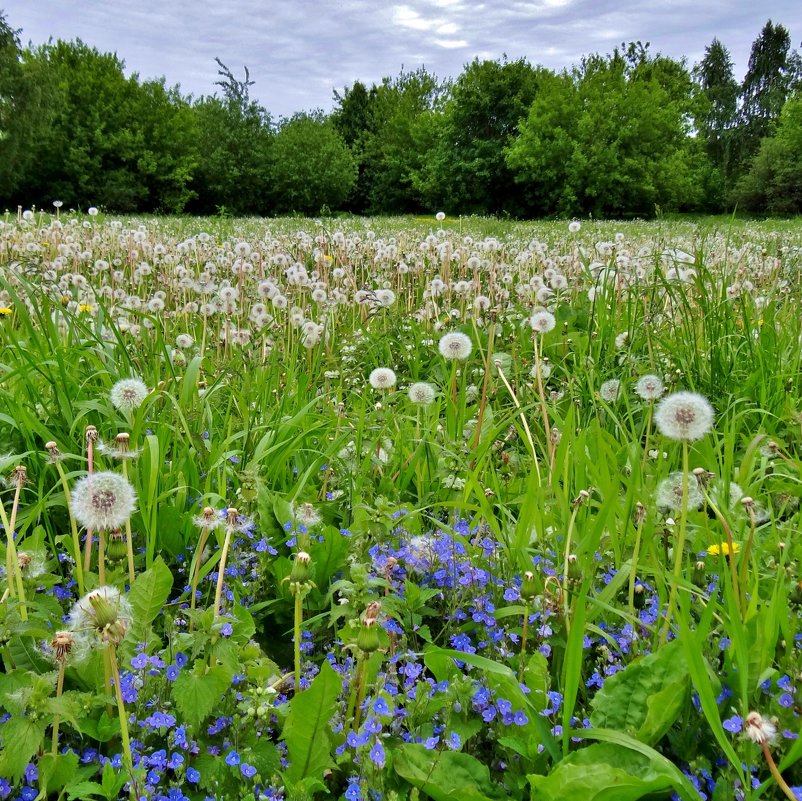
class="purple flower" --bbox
[373,697,391,715]
[174,652,188,668]
[369,739,386,768]
[225,750,240,766]
[723,714,743,733]
[240,763,257,778]
[186,767,200,783]
[221,622,233,637]
[131,652,148,670]
[166,664,180,681]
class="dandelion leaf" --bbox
[282,659,341,784]
[589,639,689,745]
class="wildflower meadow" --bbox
[2,210,802,801]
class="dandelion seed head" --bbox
[369,367,397,390]
[654,391,714,441]
[600,379,621,402]
[109,378,149,412]
[70,471,137,531]
[530,309,556,334]
[438,331,473,360]
[656,472,704,512]
[408,382,436,405]
[634,374,665,401]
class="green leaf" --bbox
[282,660,341,784]
[528,741,684,801]
[66,781,105,800]
[38,751,80,795]
[423,646,518,681]
[171,660,232,731]
[393,743,504,801]
[589,639,689,745]
[0,716,46,782]
[126,556,174,648]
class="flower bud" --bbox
[521,571,538,603]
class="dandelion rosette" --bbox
[654,391,714,441]
[109,377,149,412]
[70,470,137,531]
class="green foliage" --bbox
[589,639,689,744]
[508,45,701,216]
[171,661,233,731]
[125,556,174,651]
[394,743,506,801]
[268,113,356,215]
[281,659,341,784]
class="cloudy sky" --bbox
[5,1,801,119]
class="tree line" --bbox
[1,12,800,217]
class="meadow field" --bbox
[2,211,802,801]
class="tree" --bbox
[692,38,739,204]
[413,57,542,215]
[737,20,795,163]
[331,80,376,211]
[188,59,273,214]
[358,68,444,214]
[733,93,802,214]
[268,113,356,215]
[507,46,700,217]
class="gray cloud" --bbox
[4,0,801,118]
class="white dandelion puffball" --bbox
[530,309,556,334]
[68,585,132,645]
[369,367,397,390]
[568,220,581,233]
[408,382,436,405]
[634,374,665,401]
[71,471,137,530]
[600,379,621,402]
[438,331,473,360]
[435,211,446,221]
[654,391,714,441]
[87,207,99,217]
[110,378,149,412]
[656,472,704,511]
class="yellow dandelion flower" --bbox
[79,304,94,312]
[707,542,740,557]
[0,307,12,316]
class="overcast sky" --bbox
[4,1,801,119]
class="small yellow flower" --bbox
[707,542,740,557]
[0,307,12,316]
[79,304,94,312]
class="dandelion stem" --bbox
[761,742,798,801]
[5,476,27,621]
[628,513,645,617]
[121,461,136,586]
[53,460,85,595]
[293,589,303,693]
[51,661,65,755]
[661,441,690,643]
[213,521,235,618]
[107,645,135,791]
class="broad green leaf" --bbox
[38,751,80,795]
[171,661,232,731]
[393,743,505,801]
[126,556,173,649]
[589,639,689,745]
[424,646,518,680]
[528,741,682,801]
[0,716,46,782]
[282,660,341,784]
[67,781,105,800]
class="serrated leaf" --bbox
[589,639,689,745]
[171,661,231,731]
[393,743,504,801]
[126,556,173,649]
[282,660,341,784]
[0,716,46,782]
